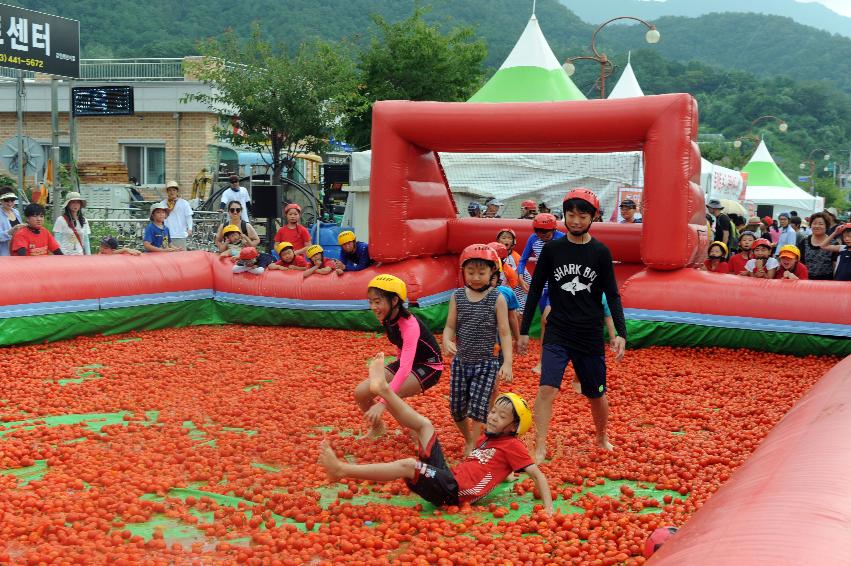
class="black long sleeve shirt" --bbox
[520,237,627,355]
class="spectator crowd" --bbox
[4,183,848,282]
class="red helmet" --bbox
[752,238,772,250]
[284,203,302,214]
[532,213,557,231]
[521,199,537,211]
[239,246,259,260]
[459,243,501,272]
[486,241,508,260]
[496,227,516,241]
[563,187,600,213]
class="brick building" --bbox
[0,58,236,194]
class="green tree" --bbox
[340,7,487,149]
[185,26,354,185]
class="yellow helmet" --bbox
[222,224,241,236]
[778,244,800,260]
[367,274,407,303]
[306,244,324,258]
[274,241,294,255]
[708,241,728,256]
[338,230,356,245]
[496,392,532,435]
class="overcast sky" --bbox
[796,0,851,17]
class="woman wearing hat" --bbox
[53,191,91,255]
[159,180,193,249]
[0,189,23,256]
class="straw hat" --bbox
[62,191,86,208]
[165,180,179,190]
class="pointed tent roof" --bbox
[742,140,820,214]
[742,140,799,189]
[607,54,645,99]
[468,15,586,103]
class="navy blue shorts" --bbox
[540,342,606,398]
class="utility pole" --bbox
[50,77,61,218]
[15,72,24,214]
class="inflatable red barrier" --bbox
[650,355,851,565]
[622,269,850,326]
[0,251,213,306]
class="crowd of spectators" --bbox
[5,184,847,282]
[0,183,375,277]
[702,200,850,281]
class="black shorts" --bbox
[404,433,459,507]
[540,342,607,398]
[386,360,442,392]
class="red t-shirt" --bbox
[274,224,310,250]
[452,435,533,504]
[703,259,730,274]
[292,255,310,268]
[11,227,61,256]
[775,262,809,280]
[728,253,750,274]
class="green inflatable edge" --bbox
[0,299,846,356]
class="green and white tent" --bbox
[742,140,822,215]
[468,14,586,103]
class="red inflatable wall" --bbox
[369,95,706,269]
[650,355,851,565]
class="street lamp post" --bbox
[800,148,831,195]
[733,115,789,149]
[563,16,660,99]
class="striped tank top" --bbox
[454,287,499,362]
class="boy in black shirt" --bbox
[518,188,627,460]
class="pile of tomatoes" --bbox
[0,325,838,564]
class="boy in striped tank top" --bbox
[443,244,514,457]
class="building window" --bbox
[123,145,165,185]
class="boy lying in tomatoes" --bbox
[319,353,553,514]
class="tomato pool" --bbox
[0,326,837,565]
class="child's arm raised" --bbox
[495,294,513,382]
[442,294,458,356]
[523,464,553,515]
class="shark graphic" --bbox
[560,276,592,295]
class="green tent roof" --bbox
[468,15,586,103]
[741,140,798,189]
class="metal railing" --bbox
[79,58,186,81]
[87,210,223,252]
[0,58,190,82]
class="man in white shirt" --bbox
[160,180,193,249]
[774,212,796,256]
[219,174,251,223]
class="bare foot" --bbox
[596,436,614,451]
[368,353,390,397]
[571,379,582,394]
[318,439,344,482]
[531,363,541,375]
[534,441,548,465]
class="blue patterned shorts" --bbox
[450,357,500,423]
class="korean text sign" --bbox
[0,4,79,78]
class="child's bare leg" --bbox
[319,439,417,482]
[454,418,476,457]
[532,307,550,374]
[533,385,558,464]
[368,354,434,449]
[589,395,613,451]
